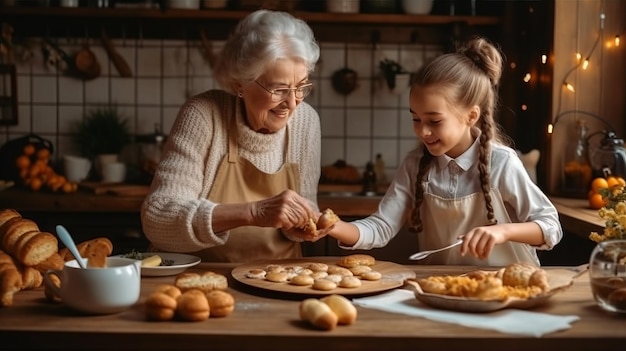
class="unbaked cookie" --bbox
[265,271,290,283]
[349,265,372,276]
[307,262,329,272]
[245,269,267,279]
[360,271,382,281]
[338,276,362,288]
[327,266,353,277]
[290,274,315,286]
[312,279,337,291]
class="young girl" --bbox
[327,37,562,266]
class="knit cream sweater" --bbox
[141,90,321,253]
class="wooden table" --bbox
[0,263,623,351]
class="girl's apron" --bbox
[419,186,540,266]
[193,114,302,262]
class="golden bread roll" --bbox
[320,294,357,325]
[32,253,65,273]
[299,298,338,331]
[14,231,58,267]
[19,265,43,290]
[0,262,22,307]
[205,290,235,318]
[1,218,40,254]
[145,291,178,321]
[58,237,113,268]
[175,271,228,293]
[338,276,362,288]
[336,254,375,268]
[289,274,314,286]
[501,263,549,291]
[176,289,210,322]
[0,209,21,229]
[154,284,182,299]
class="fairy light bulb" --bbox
[564,82,575,92]
[523,73,531,82]
[576,53,582,62]
[582,59,589,70]
[547,123,554,134]
[616,35,621,47]
[541,54,547,64]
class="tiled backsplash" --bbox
[0,37,442,181]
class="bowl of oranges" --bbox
[588,174,626,209]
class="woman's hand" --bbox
[250,189,315,230]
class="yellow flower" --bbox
[589,185,626,243]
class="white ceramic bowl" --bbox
[167,0,200,9]
[401,0,434,15]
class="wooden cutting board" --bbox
[231,256,416,296]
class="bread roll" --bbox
[1,218,40,254]
[176,289,210,322]
[320,294,357,325]
[0,262,21,307]
[32,253,65,273]
[299,298,338,331]
[336,254,375,268]
[14,231,58,267]
[0,209,21,229]
[317,208,339,230]
[175,271,228,293]
[205,290,235,318]
[154,284,182,299]
[145,291,178,321]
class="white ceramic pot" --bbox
[167,0,200,9]
[326,0,359,13]
[401,0,434,15]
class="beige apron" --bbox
[192,113,302,263]
[419,186,540,266]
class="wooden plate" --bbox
[405,268,582,313]
[231,257,416,296]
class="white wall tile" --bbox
[110,78,136,105]
[13,105,31,133]
[137,47,161,77]
[373,109,398,137]
[321,138,345,166]
[17,76,31,103]
[32,77,57,103]
[346,108,372,137]
[58,106,84,133]
[85,78,109,103]
[32,105,57,133]
[163,46,187,77]
[137,78,161,105]
[346,138,372,168]
[136,106,162,135]
[58,77,84,104]
[319,107,345,137]
[162,77,187,105]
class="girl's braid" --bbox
[410,145,433,232]
[477,118,497,225]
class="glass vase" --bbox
[589,239,626,313]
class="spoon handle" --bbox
[56,225,86,269]
[409,239,463,260]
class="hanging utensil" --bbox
[73,27,100,80]
[199,28,216,68]
[331,43,358,95]
[101,28,132,77]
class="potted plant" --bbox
[379,58,410,94]
[72,107,130,179]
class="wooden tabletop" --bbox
[0,262,623,351]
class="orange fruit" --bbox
[607,176,620,188]
[15,155,30,170]
[589,193,606,210]
[29,177,43,192]
[616,176,626,187]
[36,148,50,160]
[591,177,609,193]
[23,144,35,156]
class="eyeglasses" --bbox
[255,81,314,102]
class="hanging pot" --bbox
[73,44,100,80]
[331,67,358,95]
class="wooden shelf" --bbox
[0,7,502,43]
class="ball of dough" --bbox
[205,290,235,318]
[176,290,210,322]
[290,274,315,286]
[312,279,337,291]
[338,276,362,288]
[360,271,382,281]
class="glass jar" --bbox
[561,120,592,197]
[588,130,626,180]
[589,240,626,313]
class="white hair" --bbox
[214,10,320,94]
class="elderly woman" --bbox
[141,10,324,262]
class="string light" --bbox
[564,82,575,92]
[523,73,531,82]
[541,54,547,64]
[582,58,589,70]
[616,35,621,47]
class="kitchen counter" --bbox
[0,262,621,351]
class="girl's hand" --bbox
[460,224,507,260]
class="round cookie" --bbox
[310,271,328,280]
[327,266,353,277]
[361,271,382,281]
[350,265,372,276]
[312,279,337,291]
[265,271,290,283]
[308,262,328,272]
[324,274,343,284]
[245,269,267,279]
[338,276,362,288]
[290,274,315,286]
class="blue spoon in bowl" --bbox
[56,225,86,269]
